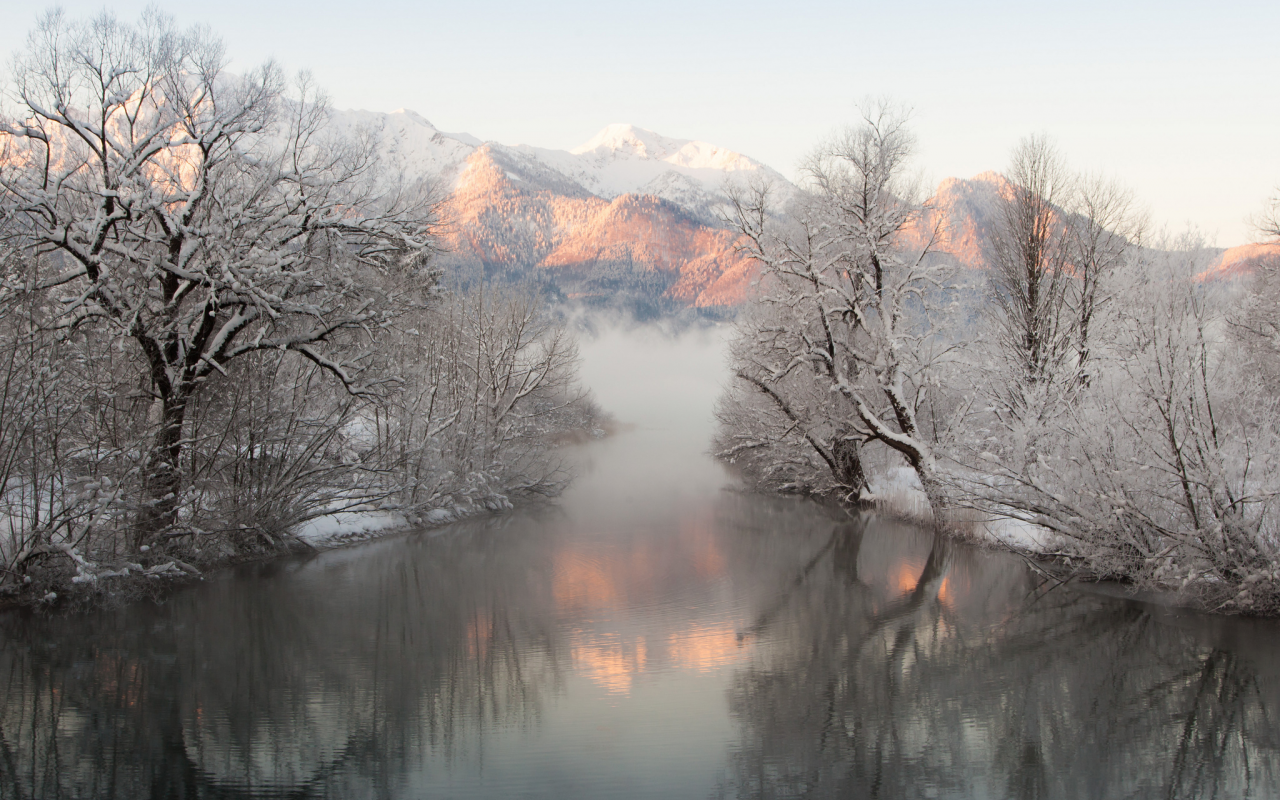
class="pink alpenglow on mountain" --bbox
[445,147,757,307]
[341,110,1271,306]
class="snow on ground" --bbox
[868,466,1058,552]
[292,504,483,548]
[294,511,411,546]
[868,466,931,520]
[979,516,1058,551]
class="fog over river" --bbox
[1,325,1278,799]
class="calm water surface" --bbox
[2,327,1279,799]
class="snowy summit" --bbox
[326,111,794,223]
[570,123,760,172]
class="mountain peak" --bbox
[571,124,673,159]
[571,123,761,175]
[389,108,436,128]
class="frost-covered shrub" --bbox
[363,284,592,515]
[956,244,1280,612]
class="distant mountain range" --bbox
[337,109,1278,311]
[920,171,1280,279]
[332,110,786,314]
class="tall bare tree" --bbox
[0,10,436,540]
[1067,175,1143,385]
[719,105,957,518]
[986,135,1075,409]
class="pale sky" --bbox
[3,1,1276,245]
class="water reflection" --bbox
[0,514,568,797]
[1,321,1279,798]
[718,510,1280,800]
[1,492,1279,798]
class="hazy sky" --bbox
[3,1,1276,245]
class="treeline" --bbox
[714,103,1280,613]
[0,11,598,604]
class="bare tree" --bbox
[959,236,1280,611]
[1255,189,1280,240]
[718,105,958,518]
[0,10,436,541]
[1067,175,1144,385]
[986,135,1076,411]
[366,283,589,515]
[716,294,869,498]
[1232,190,1280,396]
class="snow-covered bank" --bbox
[295,510,413,547]
[867,466,1058,552]
[293,502,503,548]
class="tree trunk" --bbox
[139,394,187,546]
[832,432,870,503]
[915,464,951,528]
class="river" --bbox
[1,325,1278,798]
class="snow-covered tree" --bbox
[716,106,958,518]
[972,139,1145,483]
[0,10,436,540]
[1231,192,1280,399]
[985,135,1076,413]
[367,283,590,514]
[985,140,1145,409]
[1066,175,1144,385]
[1256,189,1280,241]
[957,234,1280,611]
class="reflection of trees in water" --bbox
[0,626,195,798]
[0,516,568,798]
[2,497,1279,799]
[722,517,1280,800]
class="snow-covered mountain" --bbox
[335,110,792,225]
[328,110,790,309]
[334,108,1280,311]
[918,172,1280,279]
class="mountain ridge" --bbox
[336,108,1277,308]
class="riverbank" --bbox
[4,433,1278,799]
[0,468,599,614]
[2,410,629,614]
[858,465,1275,616]
[0,507,450,613]
[4,320,1279,799]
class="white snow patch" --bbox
[294,511,409,545]
[291,503,483,547]
[980,516,1057,551]
[869,466,931,520]
[865,467,1057,552]
[425,508,456,525]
